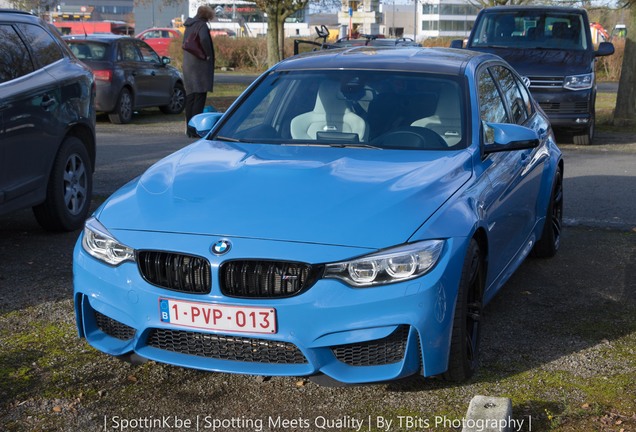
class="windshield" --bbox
[471,11,588,51]
[213,70,465,150]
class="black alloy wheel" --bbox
[444,239,484,382]
[532,165,563,258]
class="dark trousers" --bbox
[185,92,207,137]
[185,92,207,122]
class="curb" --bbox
[462,395,513,432]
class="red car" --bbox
[136,27,181,57]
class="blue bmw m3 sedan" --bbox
[73,47,563,385]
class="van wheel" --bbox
[33,136,92,231]
[443,239,484,382]
[572,119,594,145]
[109,88,133,124]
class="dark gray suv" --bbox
[0,9,96,231]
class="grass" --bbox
[596,91,616,126]
[210,82,250,98]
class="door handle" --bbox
[41,96,56,109]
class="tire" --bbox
[532,165,563,258]
[443,239,485,382]
[33,136,92,232]
[572,118,594,145]
[160,82,186,114]
[108,88,133,124]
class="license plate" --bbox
[159,298,277,334]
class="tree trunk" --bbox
[613,6,636,125]
[266,14,280,68]
[278,19,286,61]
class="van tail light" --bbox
[93,70,112,82]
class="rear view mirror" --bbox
[189,112,224,137]
[595,41,615,57]
[483,122,540,154]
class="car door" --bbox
[133,39,174,106]
[477,63,547,285]
[0,22,65,212]
[116,39,151,106]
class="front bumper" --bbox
[73,230,467,384]
[531,87,594,132]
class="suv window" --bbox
[471,11,587,50]
[0,24,35,83]
[16,23,65,67]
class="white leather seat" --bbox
[411,84,462,146]
[290,80,368,142]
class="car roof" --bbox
[276,46,499,76]
[0,9,41,23]
[64,33,131,42]
[138,27,178,32]
[480,5,586,13]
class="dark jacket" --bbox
[182,17,215,93]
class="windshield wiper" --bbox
[283,142,381,149]
[215,136,242,142]
[325,143,382,149]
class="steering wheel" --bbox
[371,127,447,150]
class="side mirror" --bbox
[483,122,540,154]
[161,56,171,65]
[450,39,464,49]
[189,112,224,137]
[595,41,615,57]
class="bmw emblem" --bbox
[211,240,231,255]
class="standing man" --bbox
[182,5,215,137]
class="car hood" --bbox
[468,47,594,76]
[97,140,472,249]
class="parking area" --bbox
[1,112,635,431]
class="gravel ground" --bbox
[1,114,635,432]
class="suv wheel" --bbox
[33,137,92,231]
[109,88,133,124]
[160,83,186,114]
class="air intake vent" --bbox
[147,329,308,364]
[138,251,211,294]
[94,311,136,341]
[220,260,321,298]
[332,326,409,366]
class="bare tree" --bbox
[614,1,636,124]
[254,0,310,67]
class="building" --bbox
[420,0,479,40]
[380,2,416,38]
[134,0,311,38]
[339,0,480,42]
[337,0,381,38]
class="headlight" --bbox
[323,240,444,287]
[563,73,593,91]
[82,217,135,266]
